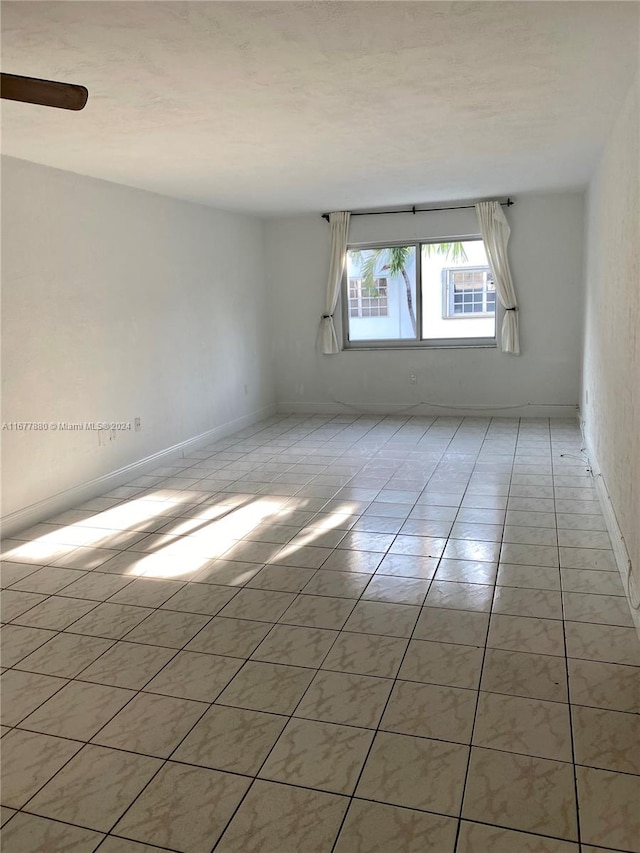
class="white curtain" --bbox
[476,201,520,355]
[320,211,350,354]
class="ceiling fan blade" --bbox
[0,73,88,110]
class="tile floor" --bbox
[1,414,639,853]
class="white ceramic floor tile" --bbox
[26,744,162,832]
[215,779,348,853]
[259,717,374,794]
[0,728,83,808]
[173,704,287,774]
[2,415,638,853]
[334,800,457,853]
[356,731,469,814]
[463,747,578,840]
[294,669,393,728]
[0,813,103,852]
[112,762,250,850]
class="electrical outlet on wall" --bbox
[409,372,417,384]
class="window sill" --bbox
[343,340,497,351]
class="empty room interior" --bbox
[1,2,639,852]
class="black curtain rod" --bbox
[321,198,514,222]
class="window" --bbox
[343,237,496,347]
[444,267,495,318]
[348,277,389,318]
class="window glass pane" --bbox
[421,239,496,340]
[346,247,416,341]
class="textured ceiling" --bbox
[2,1,638,215]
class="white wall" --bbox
[580,70,640,625]
[267,193,584,417]
[1,156,275,525]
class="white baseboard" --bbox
[1,403,277,539]
[277,401,579,419]
[581,426,640,642]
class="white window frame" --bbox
[341,236,498,350]
[442,266,496,319]
[348,276,389,318]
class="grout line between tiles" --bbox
[451,415,514,852]
[555,450,584,851]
